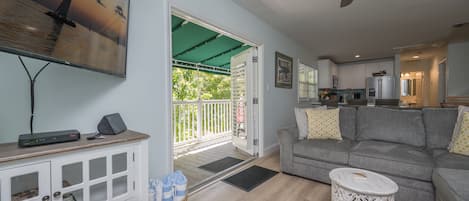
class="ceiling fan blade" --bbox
[340,0,354,8]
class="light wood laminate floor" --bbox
[189,151,331,201]
[174,142,252,187]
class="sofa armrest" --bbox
[278,126,299,145]
[277,126,299,173]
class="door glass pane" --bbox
[90,182,107,201]
[112,176,128,197]
[308,84,317,98]
[112,153,127,174]
[11,172,39,200]
[90,157,107,180]
[63,189,83,201]
[298,67,306,82]
[62,162,83,187]
[299,83,308,98]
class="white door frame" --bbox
[166,5,266,171]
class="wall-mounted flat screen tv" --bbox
[0,0,129,77]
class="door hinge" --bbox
[253,98,259,104]
[253,139,259,146]
[132,152,135,162]
[252,56,258,63]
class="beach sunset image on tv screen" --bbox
[0,0,129,76]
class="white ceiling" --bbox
[233,0,469,63]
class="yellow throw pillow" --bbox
[306,108,342,140]
[450,112,469,156]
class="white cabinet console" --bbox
[0,130,149,201]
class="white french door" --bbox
[231,47,258,156]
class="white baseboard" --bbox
[262,143,279,157]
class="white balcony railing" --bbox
[172,99,232,147]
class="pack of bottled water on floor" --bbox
[149,170,187,201]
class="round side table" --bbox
[329,168,398,201]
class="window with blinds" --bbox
[298,63,318,102]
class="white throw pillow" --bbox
[294,106,327,140]
[449,105,469,150]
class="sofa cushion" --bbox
[349,141,434,181]
[357,107,426,147]
[434,152,469,170]
[339,107,356,140]
[432,149,449,158]
[422,108,458,149]
[433,168,469,201]
[293,139,354,165]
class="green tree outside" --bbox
[172,67,232,143]
[172,67,231,100]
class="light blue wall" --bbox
[447,41,469,96]
[0,0,171,178]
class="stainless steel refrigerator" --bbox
[366,76,395,100]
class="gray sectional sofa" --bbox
[278,106,469,201]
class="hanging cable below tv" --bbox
[16,56,81,147]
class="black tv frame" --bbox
[0,0,131,78]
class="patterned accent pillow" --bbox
[449,106,469,150]
[294,106,327,140]
[306,108,342,140]
[450,112,469,156]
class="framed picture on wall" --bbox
[275,52,293,88]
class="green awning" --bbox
[172,15,251,73]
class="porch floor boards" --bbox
[174,142,252,188]
[189,152,332,201]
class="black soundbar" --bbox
[18,130,81,147]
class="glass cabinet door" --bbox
[51,158,85,201]
[51,146,135,201]
[0,162,51,201]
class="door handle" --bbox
[53,191,62,198]
[42,195,50,201]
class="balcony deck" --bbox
[174,142,251,188]
[173,99,254,187]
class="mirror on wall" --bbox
[401,79,417,96]
[400,72,423,97]
[400,72,424,106]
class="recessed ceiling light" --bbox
[412,55,420,59]
[354,54,361,58]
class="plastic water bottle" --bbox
[162,175,174,201]
[149,179,163,201]
[173,171,187,201]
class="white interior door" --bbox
[231,47,258,156]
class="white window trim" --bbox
[298,62,319,103]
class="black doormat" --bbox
[198,156,244,173]
[223,165,278,192]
